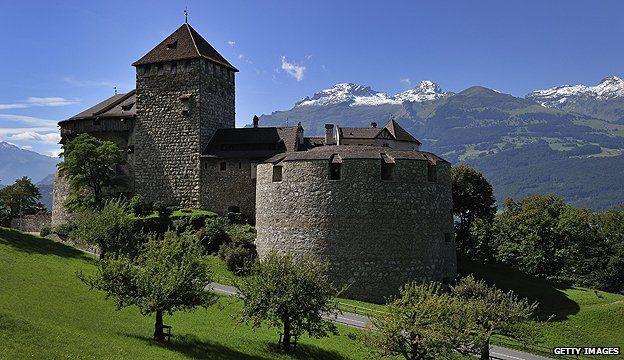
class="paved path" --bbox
[208,283,552,360]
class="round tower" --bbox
[254,146,456,302]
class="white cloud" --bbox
[400,78,412,86]
[63,77,127,89]
[280,56,306,81]
[0,97,77,110]
[49,148,63,157]
[305,54,313,60]
[8,131,60,143]
[0,114,58,129]
[21,145,33,150]
[228,40,236,47]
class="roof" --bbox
[60,91,136,124]
[265,145,448,164]
[201,126,301,159]
[132,23,238,71]
[338,119,421,145]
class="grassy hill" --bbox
[0,228,368,359]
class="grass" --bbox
[0,228,370,359]
[459,258,624,355]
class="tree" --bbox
[70,199,138,258]
[0,177,44,225]
[451,165,497,259]
[58,133,125,209]
[237,251,338,351]
[363,282,472,360]
[451,275,539,360]
[80,231,216,342]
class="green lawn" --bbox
[0,228,369,359]
[459,258,624,353]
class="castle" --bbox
[52,23,456,301]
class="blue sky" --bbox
[1,0,623,156]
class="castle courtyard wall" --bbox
[255,158,456,302]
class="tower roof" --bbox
[132,23,238,71]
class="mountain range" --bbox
[259,77,624,210]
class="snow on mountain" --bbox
[392,80,450,102]
[528,76,624,106]
[295,81,448,108]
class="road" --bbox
[207,283,552,360]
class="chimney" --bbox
[371,122,377,128]
[253,115,259,128]
[325,124,336,145]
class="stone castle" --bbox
[53,23,456,301]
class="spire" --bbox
[184,7,188,24]
[132,23,238,72]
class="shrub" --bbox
[219,243,256,275]
[129,194,152,216]
[40,225,51,237]
[70,199,140,258]
[226,211,246,224]
[53,223,77,239]
[154,201,172,219]
[198,217,230,254]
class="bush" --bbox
[226,212,246,224]
[40,225,51,237]
[218,224,257,275]
[129,194,152,216]
[198,217,230,254]
[154,201,172,219]
[53,223,77,239]
[70,199,140,258]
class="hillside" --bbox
[0,229,367,359]
[259,79,624,210]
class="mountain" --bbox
[527,76,624,123]
[0,142,59,186]
[36,173,55,210]
[258,80,624,210]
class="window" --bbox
[272,165,283,182]
[250,163,258,180]
[329,163,341,180]
[204,162,208,170]
[238,162,242,169]
[219,162,227,171]
[444,233,452,244]
[427,163,437,182]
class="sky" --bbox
[1,0,623,156]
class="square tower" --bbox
[132,23,238,207]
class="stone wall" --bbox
[51,171,73,227]
[200,158,257,222]
[134,59,235,208]
[11,212,51,232]
[255,158,456,302]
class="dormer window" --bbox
[166,40,178,49]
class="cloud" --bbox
[400,78,412,86]
[228,40,236,47]
[305,54,313,60]
[280,56,306,81]
[21,145,32,150]
[0,114,58,129]
[49,148,63,157]
[8,131,60,143]
[63,76,120,88]
[0,97,78,110]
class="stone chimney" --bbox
[325,124,336,145]
[253,115,259,128]
[371,122,377,128]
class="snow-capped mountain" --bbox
[295,81,448,107]
[393,80,450,102]
[527,76,624,122]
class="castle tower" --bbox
[132,23,238,207]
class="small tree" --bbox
[0,176,44,225]
[363,282,472,360]
[451,275,539,360]
[237,251,338,351]
[59,133,125,209]
[80,231,216,342]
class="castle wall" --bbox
[134,59,235,207]
[255,158,456,302]
[51,171,73,227]
[200,158,257,221]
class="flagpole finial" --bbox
[184,7,188,23]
